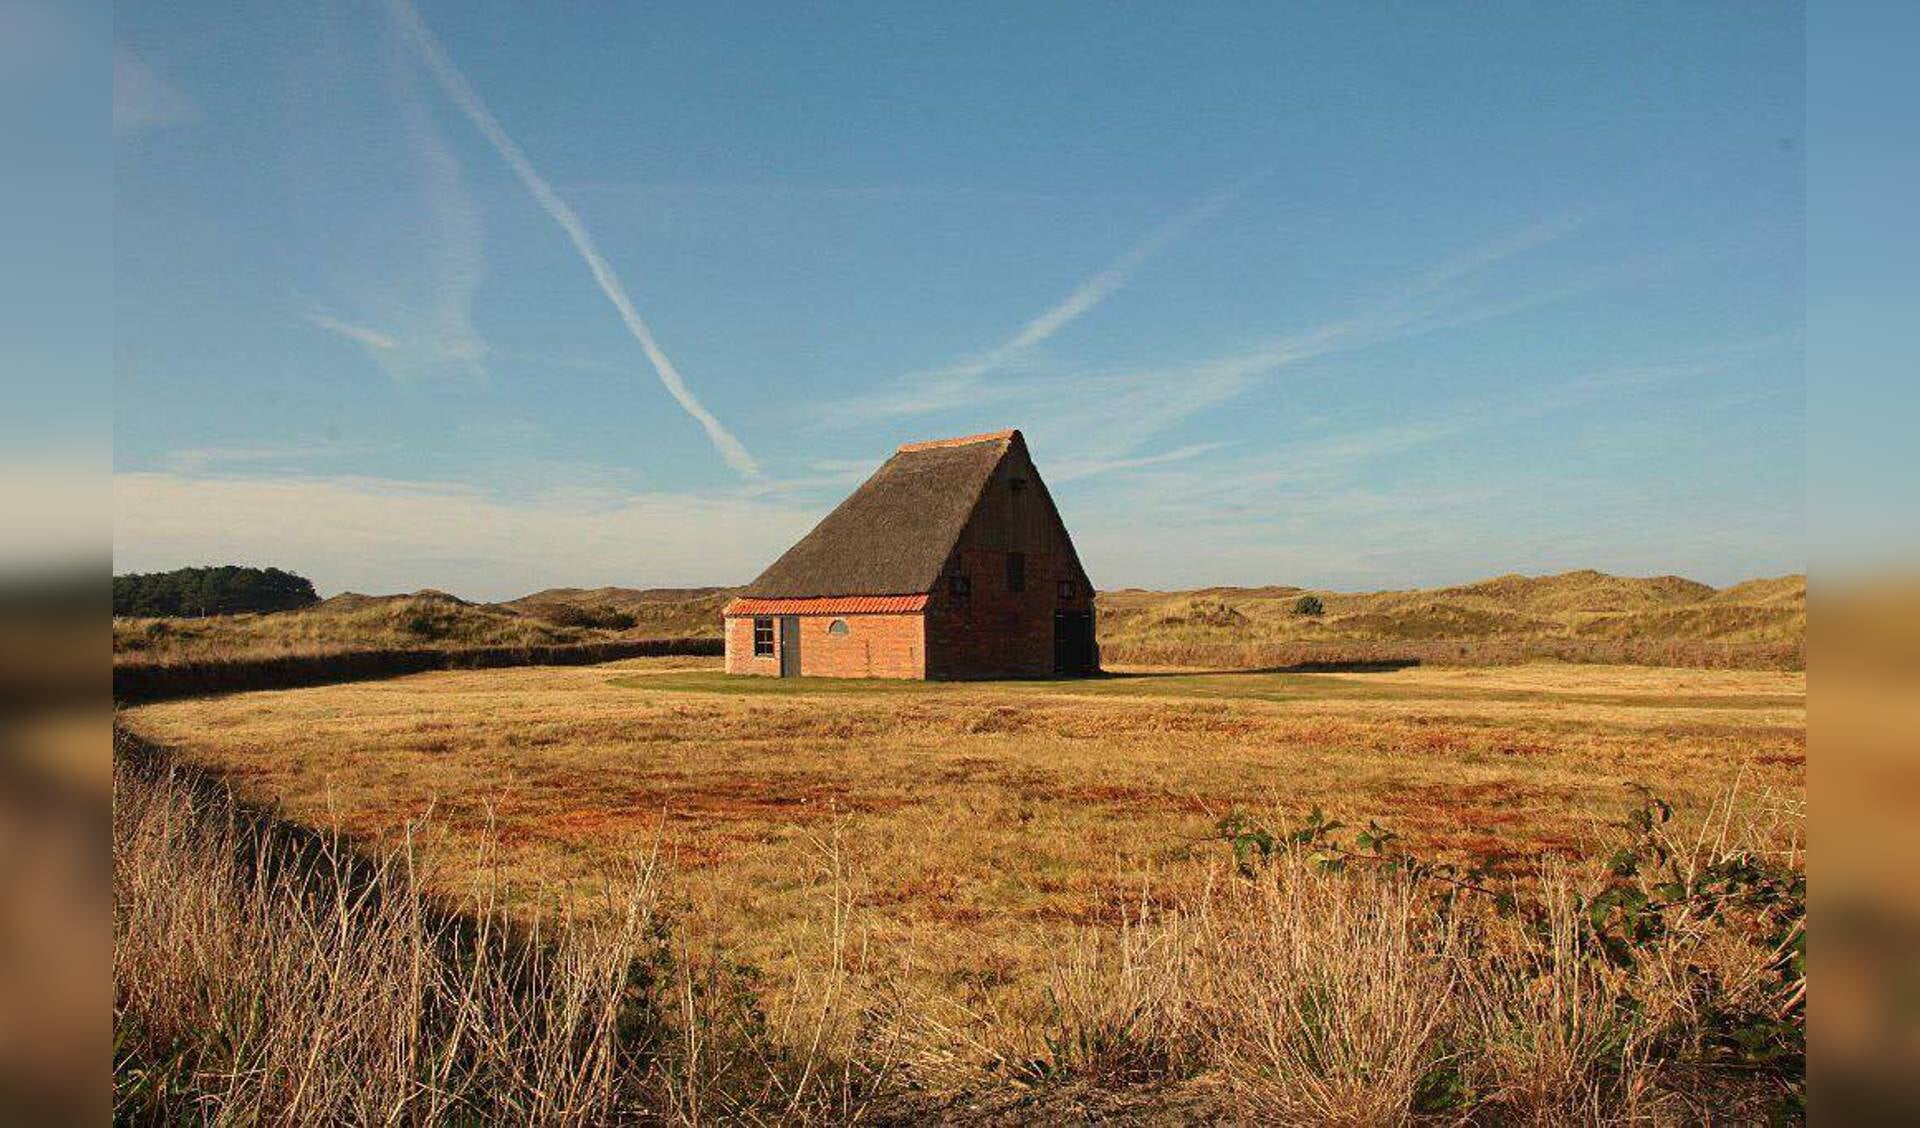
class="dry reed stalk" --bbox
[113,754,669,1124]
[114,725,1801,1124]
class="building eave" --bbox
[724,594,930,617]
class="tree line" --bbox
[114,566,320,618]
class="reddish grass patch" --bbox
[1057,784,1213,812]
[1493,740,1559,757]
[1411,729,1474,754]
[540,806,663,843]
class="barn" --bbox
[723,429,1098,679]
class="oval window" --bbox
[827,619,850,636]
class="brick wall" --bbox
[921,438,1097,679]
[924,547,1092,678]
[721,432,1096,681]
[724,614,779,676]
[724,613,925,679]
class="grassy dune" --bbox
[114,569,1805,671]
[113,588,727,667]
[114,591,599,665]
[1099,570,1804,669]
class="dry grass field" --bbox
[110,574,1808,1119]
[119,657,1802,1048]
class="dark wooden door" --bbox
[778,615,801,677]
[1053,610,1096,675]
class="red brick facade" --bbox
[921,439,1094,678]
[922,548,1090,678]
[724,611,925,679]
[722,428,1096,681]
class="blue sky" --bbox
[109,2,1804,599]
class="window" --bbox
[949,574,971,598]
[752,617,775,657]
[1006,552,1026,592]
[1010,476,1028,494]
[827,618,850,636]
[1058,580,1077,600]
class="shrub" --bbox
[1292,594,1326,618]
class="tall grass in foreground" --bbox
[115,735,1802,1124]
[1018,796,1804,1123]
[111,747,897,1125]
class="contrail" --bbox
[855,172,1266,420]
[983,173,1264,369]
[387,0,759,477]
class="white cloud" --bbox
[387,0,759,478]
[113,471,819,600]
[113,46,196,139]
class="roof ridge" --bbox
[897,429,1020,453]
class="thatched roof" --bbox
[742,430,1018,598]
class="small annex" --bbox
[723,429,1097,680]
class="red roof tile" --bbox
[724,594,929,617]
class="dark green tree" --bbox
[113,566,320,617]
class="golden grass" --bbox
[118,657,1803,1069]
[112,748,904,1124]
[114,726,1801,1121]
[114,759,662,1122]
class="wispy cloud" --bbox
[1050,340,1795,589]
[113,46,196,139]
[300,35,491,387]
[160,439,380,475]
[1048,441,1235,483]
[840,174,1265,422]
[1102,212,1593,410]
[386,0,759,478]
[302,313,398,353]
[819,211,1591,486]
[1084,347,1762,529]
